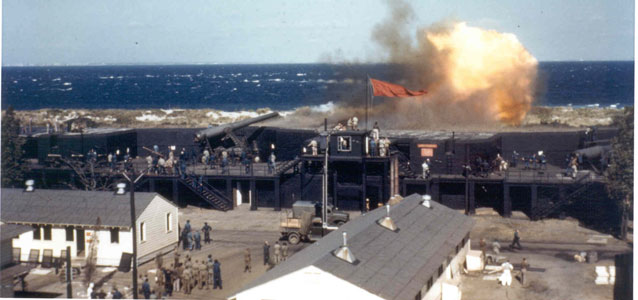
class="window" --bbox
[139,222,146,242]
[427,277,433,291]
[43,225,52,240]
[166,213,172,232]
[65,227,74,242]
[33,225,41,240]
[438,265,443,276]
[110,228,119,243]
[455,244,459,254]
[414,291,422,300]
[337,136,351,152]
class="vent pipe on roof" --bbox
[421,194,432,209]
[116,183,127,195]
[25,180,35,192]
[377,204,398,232]
[333,232,357,264]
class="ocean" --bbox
[1,61,633,111]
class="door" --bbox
[76,229,85,256]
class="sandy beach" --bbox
[8,105,625,131]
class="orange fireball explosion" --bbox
[425,22,538,125]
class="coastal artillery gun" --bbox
[194,112,279,156]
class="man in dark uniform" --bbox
[213,260,222,290]
[142,278,151,299]
[194,230,202,250]
[510,229,522,250]
[263,241,270,265]
[202,222,212,244]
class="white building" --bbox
[229,194,474,300]
[1,188,179,267]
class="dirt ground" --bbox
[462,208,632,300]
[19,206,630,299]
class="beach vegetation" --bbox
[1,106,29,187]
[605,106,633,240]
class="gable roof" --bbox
[0,223,33,242]
[236,194,474,300]
[1,188,167,228]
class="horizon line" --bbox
[2,59,635,67]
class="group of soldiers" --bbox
[369,123,390,157]
[262,241,289,266]
[511,150,548,171]
[142,252,222,298]
[180,220,213,251]
[145,145,189,176]
[479,229,529,287]
[106,148,134,172]
[333,116,359,131]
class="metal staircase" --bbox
[179,175,232,211]
[392,151,418,178]
[535,173,594,220]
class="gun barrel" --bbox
[196,112,279,140]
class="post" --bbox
[66,246,72,298]
[128,178,139,299]
[365,76,369,131]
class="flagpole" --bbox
[366,74,370,131]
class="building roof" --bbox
[0,223,32,242]
[1,188,166,228]
[237,194,474,300]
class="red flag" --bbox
[370,78,427,97]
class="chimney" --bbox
[421,194,433,209]
[333,232,357,264]
[115,183,127,195]
[24,180,35,192]
[377,204,398,232]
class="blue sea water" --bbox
[1,61,633,111]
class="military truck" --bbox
[280,201,350,244]
[291,201,349,226]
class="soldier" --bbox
[520,257,529,286]
[308,139,318,156]
[146,155,153,172]
[347,118,353,130]
[199,260,207,289]
[187,230,194,251]
[193,260,201,289]
[206,255,214,289]
[155,267,164,297]
[263,241,270,265]
[182,266,192,295]
[163,266,173,297]
[510,229,522,250]
[479,238,487,262]
[372,122,380,140]
[352,116,359,130]
[268,153,276,174]
[281,242,288,262]
[111,287,123,299]
[511,150,519,168]
[213,260,222,290]
[173,250,180,269]
[142,278,151,299]
[369,138,376,156]
[273,241,281,264]
[421,159,430,179]
[173,262,182,293]
[244,248,252,272]
[221,151,229,174]
[108,152,114,170]
[158,157,166,175]
[202,222,212,244]
[202,149,210,166]
[194,230,202,250]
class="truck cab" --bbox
[292,201,349,226]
